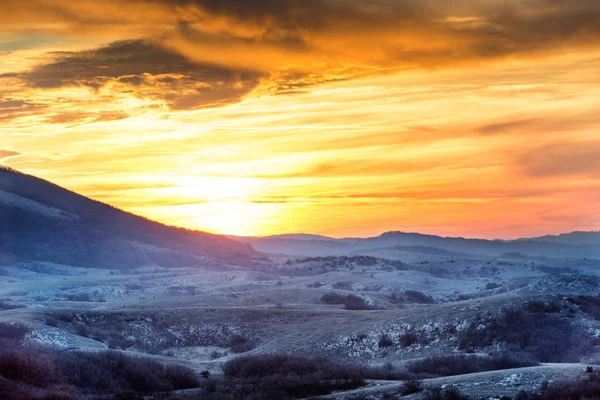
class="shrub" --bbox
[0,301,24,311]
[518,371,600,399]
[321,293,381,310]
[55,312,75,323]
[343,296,381,311]
[457,307,596,362]
[222,354,365,398]
[66,293,92,302]
[56,350,200,393]
[0,323,29,346]
[389,292,404,304]
[526,300,562,313]
[320,293,348,305]
[399,332,419,348]
[424,387,470,400]
[441,387,470,400]
[332,281,353,290]
[0,349,61,388]
[404,290,434,304]
[402,379,423,395]
[230,335,253,354]
[408,354,537,377]
[378,334,394,348]
[0,347,199,396]
[569,295,600,320]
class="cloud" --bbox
[45,111,130,124]
[516,141,600,178]
[477,119,539,134]
[14,39,264,110]
[0,98,47,122]
[1,1,600,87]
[0,149,20,158]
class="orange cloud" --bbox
[0,1,599,238]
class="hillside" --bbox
[0,167,259,270]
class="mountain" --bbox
[231,236,354,256]
[0,167,259,269]
[234,230,600,259]
[524,231,600,245]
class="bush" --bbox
[230,335,253,354]
[527,301,562,313]
[320,292,348,304]
[55,312,75,323]
[0,347,199,396]
[399,332,419,348]
[321,293,381,310]
[0,323,29,346]
[424,386,470,400]
[404,290,434,304]
[343,297,381,311]
[408,354,537,377]
[517,371,600,399]
[0,349,61,388]
[378,334,394,348]
[457,307,596,362]
[569,295,600,320]
[485,282,501,290]
[332,281,353,290]
[0,301,24,311]
[222,354,365,398]
[66,293,92,302]
[402,379,422,395]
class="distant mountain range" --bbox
[1,166,598,270]
[525,231,600,245]
[230,230,600,259]
[0,167,259,270]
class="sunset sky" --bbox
[1,0,599,238]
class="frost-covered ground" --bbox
[2,252,600,398]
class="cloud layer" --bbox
[0,0,599,237]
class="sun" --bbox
[132,176,283,236]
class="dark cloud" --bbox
[0,98,47,122]
[156,0,600,59]
[46,112,92,124]
[93,111,129,122]
[1,1,600,108]
[477,119,539,134]
[15,40,264,110]
[0,150,20,158]
[516,141,600,178]
[4,1,600,68]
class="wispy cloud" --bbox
[0,0,599,237]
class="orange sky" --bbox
[1,0,599,238]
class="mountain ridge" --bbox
[0,167,260,269]
[231,230,600,258]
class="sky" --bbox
[1,0,599,238]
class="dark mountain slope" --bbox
[0,167,259,269]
